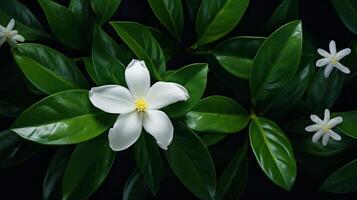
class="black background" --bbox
[1,0,357,199]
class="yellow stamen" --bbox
[330,58,338,64]
[135,98,147,112]
[322,125,330,133]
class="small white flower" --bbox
[316,40,351,78]
[0,19,25,47]
[89,59,189,151]
[305,109,343,146]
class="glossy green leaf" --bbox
[164,63,208,118]
[62,135,115,200]
[213,36,265,79]
[12,43,88,94]
[123,169,151,200]
[336,110,357,139]
[185,95,250,133]
[265,0,299,32]
[345,40,357,81]
[320,158,357,193]
[83,57,100,86]
[148,0,184,40]
[12,90,115,145]
[69,0,95,30]
[250,20,302,101]
[111,21,166,80]
[149,27,177,61]
[0,0,48,40]
[198,132,227,146]
[249,117,296,190]
[0,129,41,168]
[331,0,357,35]
[90,0,122,25]
[43,147,72,200]
[185,0,202,20]
[306,69,344,113]
[92,25,126,85]
[165,122,216,200]
[215,143,248,200]
[195,0,249,45]
[134,133,163,195]
[38,0,89,50]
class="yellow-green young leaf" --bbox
[213,37,265,80]
[12,44,88,94]
[11,90,115,145]
[62,135,115,200]
[148,0,184,40]
[164,63,208,118]
[123,169,151,200]
[265,0,299,32]
[320,158,357,193]
[331,0,357,35]
[249,117,296,190]
[90,0,122,25]
[185,95,250,133]
[165,122,216,200]
[111,21,166,80]
[196,0,249,46]
[250,20,302,101]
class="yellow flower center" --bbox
[322,125,330,133]
[135,98,148,112]
[330,57,338,64]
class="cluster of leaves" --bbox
[0,0,357,199]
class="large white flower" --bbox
[89,59,189,151]
[316,40,351,78]
[0,19,25,47]
[305,109,343,146]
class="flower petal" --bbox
[0,25,5,32]
[323,109,330,123]
[143,110,173,150]
[323,63,334,78]
[316,58,330,67]
[329,40,337,55]
[335,48,351,60]
[89,85,135,114]
[322,133,330,146]
[108,112,143,151]
[334,62,350,74]
[327,116,343,128]
[328,130,342,141]
[12,34,25,42]
[317,48,330,58]
[0,37,6,47]
[310,114,323,125]
[6,19,15,31]
[312,130,323,143]
[125,59,150,99]
[146,82,189,110]
[305,124,321,132]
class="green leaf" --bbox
[92,25,126,85]
[148,0,184,40]
[134,133,163,195]
[184,0,202,20]
[123,169,151,200]
[83,57,100,85]
[249,117,296,190]
[320,158,357,193]
[165,122,216,200]
[331,0,357,35]
[38,0,89,50]
[215,143,248,200]
[306,69,343,113]
[197,132,227,146]
[185,95,250,133]
[336,110,357,139]
[69,0,95,31]
[345,40,357,81]
[265,0,299,32]
[0,0,48,40]
[62,135,116,200]
[12,89,115,145]
[195,0,250,46]
[164,63,208,118]
[90,0,122,25]
[213,36,265,79]
[0,129,41,168]
[43,147,72,200]
[250,20,302,102]
[148,27,177,61]
[12,43,88,94]
[111,21,166,80]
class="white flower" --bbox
[0,19,25,47]
[316,40,351,78]
[89,59,189,151]
[305,109,343,146]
